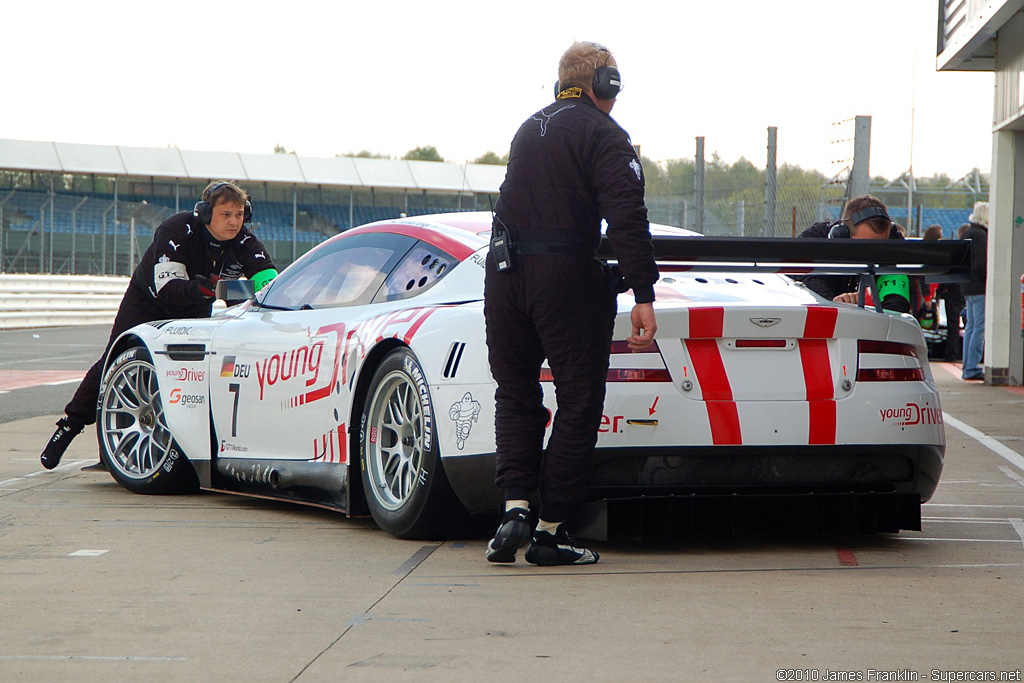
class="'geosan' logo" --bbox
[168,388,206,407]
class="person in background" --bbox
[923,224,965,362]
[797,195,911,314]
[960,204,988,380]
[41,181,278,470]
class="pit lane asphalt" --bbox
[1,325,1022,682]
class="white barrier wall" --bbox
[0,274,129,329]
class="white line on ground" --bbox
[0,459,89,487]
[944,412,1024,472]
[0,654,187,662]
[68,550,109,557]
[999,466,1024,489]
[923,516,1019,523]
[927,503,1024,509]
[899,537,1023,543]
[1010,519,1024,550]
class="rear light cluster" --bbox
[538,368,671,383]
[540,340,669,383]
[856,340,924,382]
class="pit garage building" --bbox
[938,0,1024,385]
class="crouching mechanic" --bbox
[41,181,278,470]
[797,194,911,314]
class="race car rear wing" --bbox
[596,236,973,312]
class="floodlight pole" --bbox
[128,201,148,274]
[695,137,705,233]
[70,196,88,275]
[37,198,47,273]
[101,203,114,274]
[850,116,871,199]
[765,127,778,237]
[48,183,55,273]
[0,190,14,273]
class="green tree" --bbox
[403,146,444,162]
[338,151,391,159]
[473,151,508,165]
[640,156,668,195]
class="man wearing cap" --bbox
[41,181,278,470]
[797,195,911,313]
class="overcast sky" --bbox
[1,0,994,180]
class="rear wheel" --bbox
[360,349,463,539]
[97,346,199,494]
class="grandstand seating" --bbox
[0,189,471,240]
[0,189,478,274]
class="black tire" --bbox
[97,345,199,495]
[359,348,464,539]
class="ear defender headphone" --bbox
[554,42,622,101]
[193,182,253,226]
[828,206,891,238]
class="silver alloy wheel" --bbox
[365,369,425,511]
[100,358,174,480]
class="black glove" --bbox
[190,274,217,299]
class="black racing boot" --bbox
[40,417,84,470]
[485,507,532,563]
[525,525,600,566]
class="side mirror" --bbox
[216,279,256,307]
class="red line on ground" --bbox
[0,370,85,392]
[836,547,858,566]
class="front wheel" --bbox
[360,348,463,539]
[97,345,199,494]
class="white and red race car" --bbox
[95,212,965,539]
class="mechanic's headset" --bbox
[193,182,253,226]
[828,207,891,239]
[554,44,622,100]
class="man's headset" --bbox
[828,206,891,239]
[554,43,622,101]
[193,182,253,226]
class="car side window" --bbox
[259,232,416,309]
[375,242,455,302]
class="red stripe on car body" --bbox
[803,305,838,339]
[343,223,476,260]
[686,336,741,445]
[705,401,742,445]
[688,306,724,338]
[807,400,837,445]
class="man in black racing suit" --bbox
[484,41,659,566]
[796,195,911,314]
[41,181,278,470]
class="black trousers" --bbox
[483,254,617,523]
[64,293,171,426]
[942,293,965,361]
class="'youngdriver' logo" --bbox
[880,402,942,426]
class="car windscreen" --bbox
[258,232,416,310]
